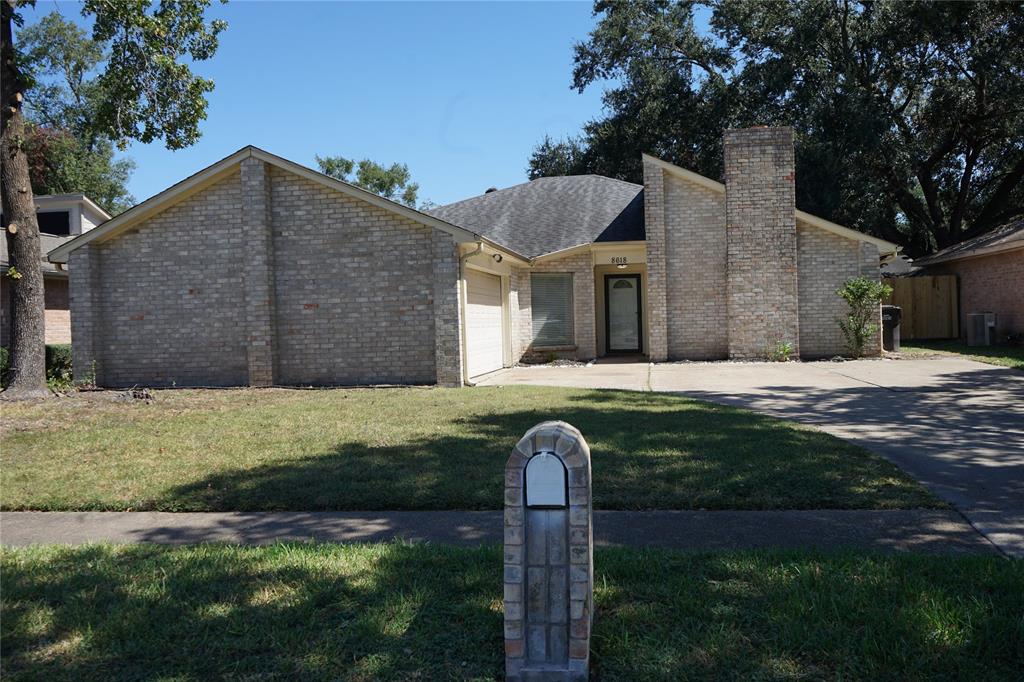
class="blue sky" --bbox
[21,1,615,207]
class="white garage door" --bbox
[465,269,505,378]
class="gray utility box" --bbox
[967,312,997,347]
[882,305,902,352]
[504,421,593,682]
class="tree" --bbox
[315,154,420,208]
[18,12,136,214]
[2,0,226,399]
[533,0,1024,256]
[526,135,588,180]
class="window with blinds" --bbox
[530,273,574,346]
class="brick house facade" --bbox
[50,128,897,388]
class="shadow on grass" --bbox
[151,390,935,512]
[2,544,1021,681]
[0,543,504,681]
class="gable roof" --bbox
[913,218,1024,267]
[641,153,901,254]
[428,175,644,259]
[48,146,529,264]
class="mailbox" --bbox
[504,421,593,682]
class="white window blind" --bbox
[531,273,574,346]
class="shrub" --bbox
[45,344,73,390]
[0,346,8,387]
[837,277,892,357]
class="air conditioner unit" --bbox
[966,312,996,347]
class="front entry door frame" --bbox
[603,273,643,354]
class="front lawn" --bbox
[2,543,1020,681]
[900,340,1024,370]
[0,386,938,511]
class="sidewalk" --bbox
[0,510,1000,555]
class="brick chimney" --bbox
[723,126,799,359]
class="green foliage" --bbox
[536,0,1024,256]
[837,277,893,357]
[0,346,9,387]
[526,135,588,179]
[44,343,73,389]
[25,125,135,214]
[84,0,228,151]
[766,341,794,362]
[18,13,135,213]
[315,154,420,207]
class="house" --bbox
[913,218,1023,339]
[1,194,111,345]
[48,127,898,388]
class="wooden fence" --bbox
[884,275,959,340]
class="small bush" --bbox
[45,343,73,390]
[0,346,9,387]
[837,277,892,357]
[766,341,794,362]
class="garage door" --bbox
[465,269,505,378]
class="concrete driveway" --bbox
[477,357,1024,556]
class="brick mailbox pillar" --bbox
[504,421,593,682]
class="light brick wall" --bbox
[433,232,463,386]
[516,253,597,360]
[724,127,800,359]
[642,159,669,361]
[269,167,437,385]
[77,173,249,387]
[509,266,532,361]
[663,175,729,359]
[798,223,864,357]
[925,248,1024,338]
[69,161,465,387]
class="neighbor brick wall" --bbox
[642,158,669,361]
[269,167,437,385]
[43,277,70,344]
[663,174,729,359]
[724,127,800,358]
[79,172,249,387]
[925,248,1024,338]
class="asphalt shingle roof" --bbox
[914,218,1024,266]
[429,175,645,258]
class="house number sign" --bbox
[610,256,628,265]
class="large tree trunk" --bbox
[1,0,49,399]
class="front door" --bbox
[605,274,642,353]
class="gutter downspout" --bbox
[458,241,484,386]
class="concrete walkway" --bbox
[479,357,1024,557]
[0,510,997,555]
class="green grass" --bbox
[900,340,1024,370]
[0,386,939,511]
[1,543,1020,681]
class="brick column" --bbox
[240,158,278,386]
[432,231,463,386]
[724,127,800,359]
[69,244,102,384]
[642,158,669,361]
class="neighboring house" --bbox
[48,127,898,388]
[1,194,111,346]
[913,218,1024,339]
